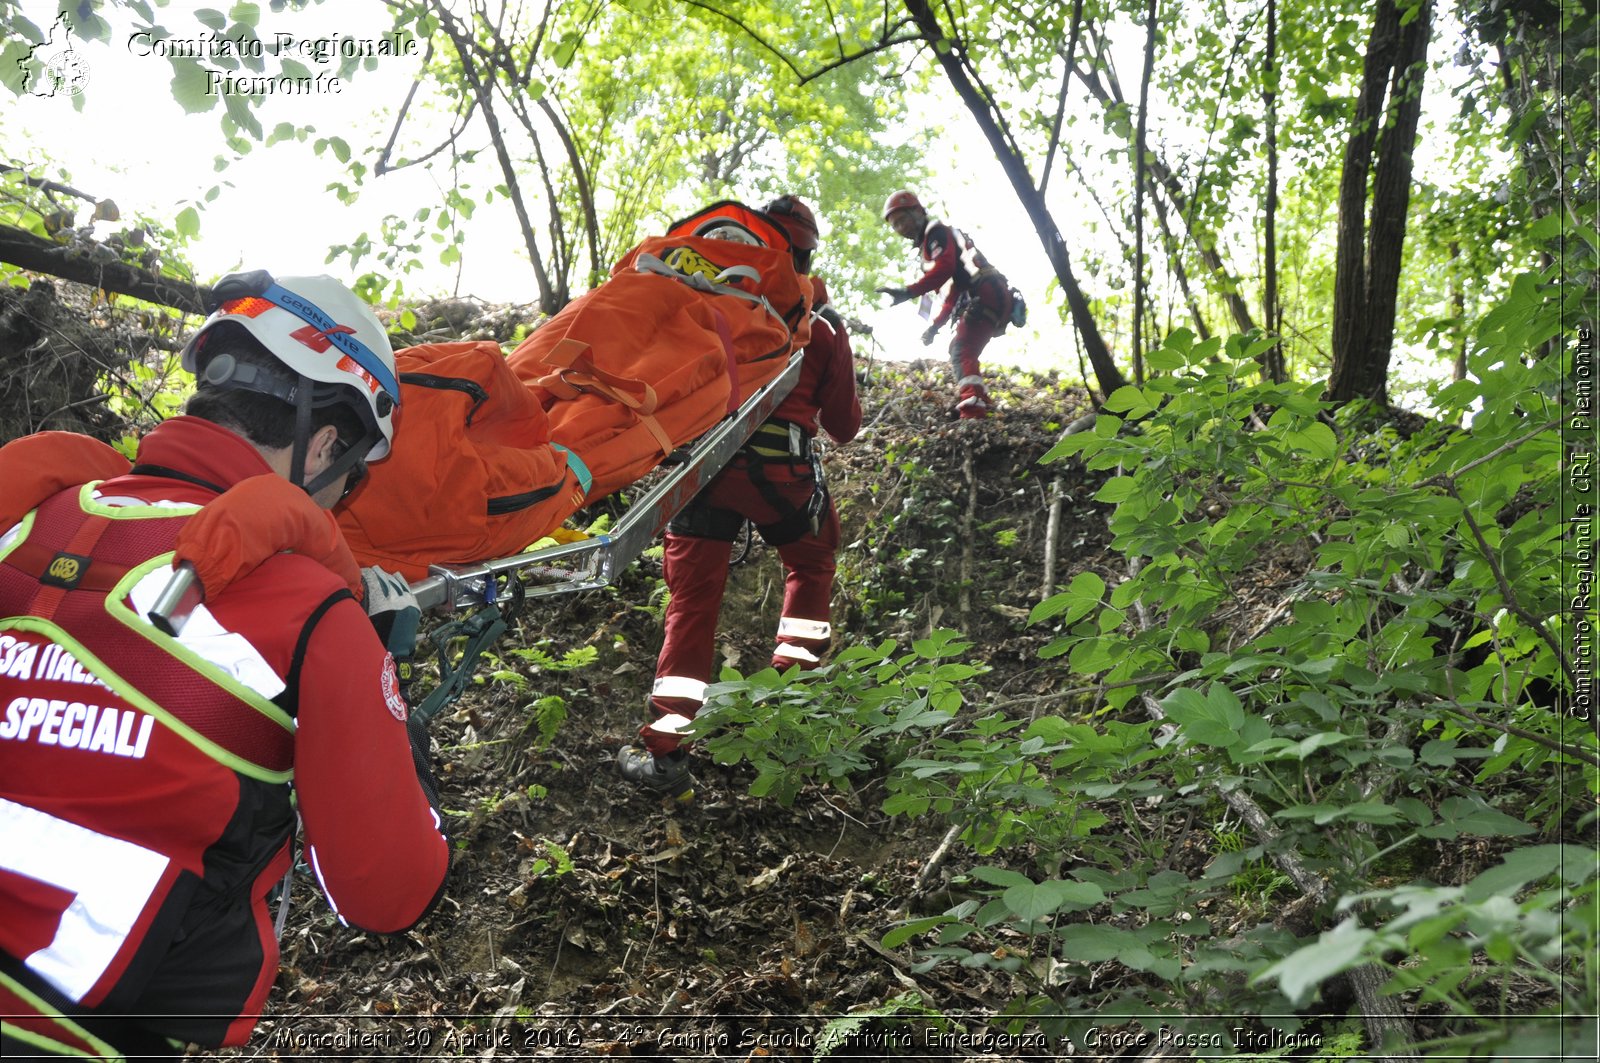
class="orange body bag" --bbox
[508,202,813,502]
[337,342,585,579]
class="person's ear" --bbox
[309,423,341,468]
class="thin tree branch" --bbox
[1039,0,1086,199]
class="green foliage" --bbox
[995,279,1585,1042]
[813,992,947,1058]
[842,434,969,618]
[692,276,1585,1048]
[692,630,984,806]
[306,0,927,310]
[522,838,574,881]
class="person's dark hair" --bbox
[185,322,365,450]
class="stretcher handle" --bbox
[147,561,203,637]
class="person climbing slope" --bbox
[877,188,1017,419]
[618,196,862,798]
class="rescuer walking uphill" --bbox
[0,272,450,1061]
[617,195,863,798]
[877,189,1018,419]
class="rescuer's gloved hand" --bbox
[875,286,912,306]
[921,324,940,346]
[360,565,421,658]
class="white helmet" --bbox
[693,219,766,246]
[182,271,400,462]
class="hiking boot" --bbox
[616,746,693,799]
[955,394,990,419]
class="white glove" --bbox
[360,566,420,656]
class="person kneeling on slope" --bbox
[0,272,450,1061]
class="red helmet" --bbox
[763,195,819,251]
[883,189,923,220]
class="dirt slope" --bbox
[224,362,1108,1061]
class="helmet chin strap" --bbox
[288,380,378,499]
[303,433,375,499]
[288,381,314,495]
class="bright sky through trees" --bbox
[8,0,1499,403]
[5,0,1116,378]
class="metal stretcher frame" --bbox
[409,348,804,613]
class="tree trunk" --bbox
[1450,241,1467,387]
[901,0,1128,399]
[1149,185,1210,339]
[1260,0,1286,382]
[433,2,560,315]
[1132,0,1157,383]
[1326,0,1432,405]
[0,225,210,314]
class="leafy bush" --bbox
[691,629,985,805]
[697,273,1592,1054]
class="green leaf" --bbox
[1462,846,1570,903]
[1029,571,1106,626]
[169,58,218,114]
[1094,476,1138,503]
[1282,421,1337,460]
[1255,919,1374,1006]
[1419,739,1460,766]
[1160,684,1245,746]
[551,30,582,67]
[1002,879,1106,921]
[174,206,201,239]
[0,40,36,93]
[1056,923,1140,962]
[1418,797,1536,840]
[967,865,1034,889]
[1294,732,1353,759]
[1103,385,1155,418]
[881,916,957,949]
[1146,347,1184,372]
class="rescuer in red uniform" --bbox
[877,189,1014,419]
[617,196,863,797]
[0,272,451,1061]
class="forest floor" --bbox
[220,360,1126,1061]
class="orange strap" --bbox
[173,474,362,600]
[534,338,676,458]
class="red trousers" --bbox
[644,456,840,756]
[948,275,1011,418]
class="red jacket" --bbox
[902,217,1002,329]
[0,417,449,1048]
